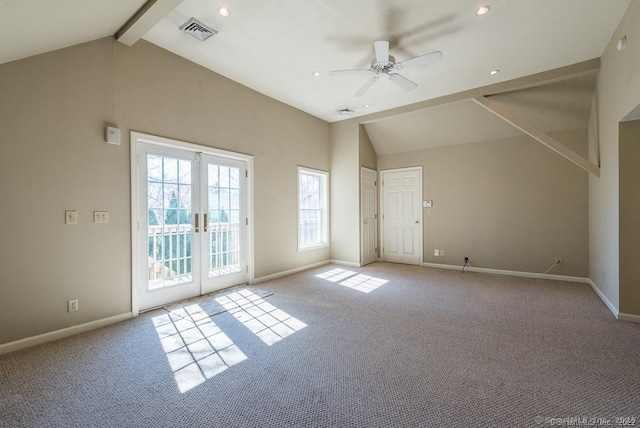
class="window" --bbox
[298,167,329,250]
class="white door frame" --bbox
[360,167,378,265]
[130,131,254,316]
[379,166,423,266]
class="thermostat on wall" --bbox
[423,200,433,208]
[106,127,121,145]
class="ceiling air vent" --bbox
[337,107,355,116]
[179,18,218,41]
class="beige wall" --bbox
[590,1,640,315]
[378,129,589,277]
[619,120,640,315]
[359,125,377,170]
[0,38,330,345]
[329,120,360,264]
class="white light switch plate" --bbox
[93,211,109,224]
[65,210,77,225]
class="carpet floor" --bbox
[1,262,639,427]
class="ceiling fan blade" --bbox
[388,73,417,91]
[395,51,443,70]
[354,75,380,97]
[329,69,373,76]
[374,40,389,63]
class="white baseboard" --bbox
[422,262,625,320]
[422,262,591,283]
[0,312,132,356]
[618,312,640,323]
[251,260,331,284]
[587,279,619,319]
[329,259,362,267]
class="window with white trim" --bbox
[298,167,328,250]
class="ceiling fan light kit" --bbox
[330,40,443,97]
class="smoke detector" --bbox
[336,107,355,115]
[179,18,218,41]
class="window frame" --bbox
[297,166,329,251]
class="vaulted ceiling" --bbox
[0,0,631,154]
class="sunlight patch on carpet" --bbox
[216,289,307,346]
[153,304,247,393]
[315,268,357,282]
[316,268,388,293]
[339,274,388,293]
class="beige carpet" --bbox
[1,262,639,427]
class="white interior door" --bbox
[361,167,378,265]
[135,139,251,311]
[381,167,422,265]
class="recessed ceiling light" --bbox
[312,71,321,77]
[217,6,231,17]
[476,5,491,16]
[363,104,370,108]
[489,69,500,75]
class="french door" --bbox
[136,140,249,311]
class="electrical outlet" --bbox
[555,257,564,266]
[93,211,109,224]
[68,299,79,312]
[440,249,445,257]
[434,249,440,256]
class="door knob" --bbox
[415,220,419,224]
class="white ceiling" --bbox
[366,73,597,154]
[143,0,630,122]
[0,0,630,154]
[0,0,147,65]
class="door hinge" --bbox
[374,214,377,220]
[245,170,248,178]
[246,218,248,226]
[374,180,377,186]
[246,266,249,273]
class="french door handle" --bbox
[204,213,208,232]
[195,213,199,233]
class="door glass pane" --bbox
[147,154,193,290]
[208,163,242,278]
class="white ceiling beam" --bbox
[472,96,600,177]
[357,58,600,125]
[116,0,182,46]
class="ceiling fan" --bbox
[329,40,443,97]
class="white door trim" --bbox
[130,131,254,316]
[379,166,423,266]
[360,167,378,266]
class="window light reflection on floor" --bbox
[315,268,357,282]
[339,274,388,293]
[316,268,388,293]
[215,290,307,346]
[153,304,247,393]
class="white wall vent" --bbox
[179,18,218,41]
